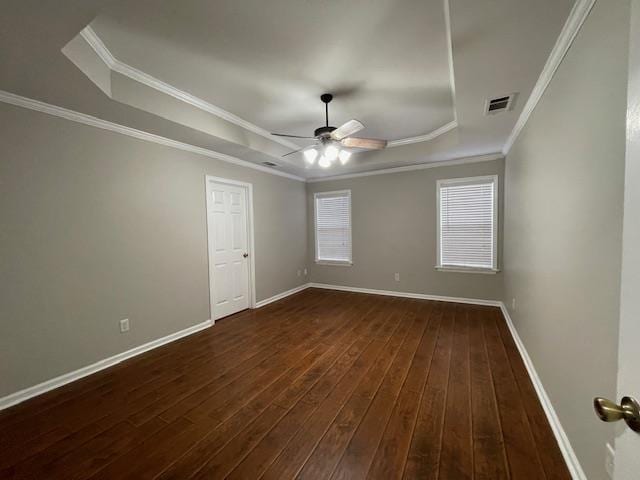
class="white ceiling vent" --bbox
[484,93,517,115]
[261,161,279,167]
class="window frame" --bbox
[436,175,499,274]
[314,189,353,266]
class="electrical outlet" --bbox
[605,442,615,478]
[297,269,301,277]
[511,298,517,310]
[394,273,400,282]
[304,268,307,276]
[119,318,130,333]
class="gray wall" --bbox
[0,6,631,478]
[503,1,629,478]
[307,158,504,301]
[0,103,308,397]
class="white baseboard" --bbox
[254,283,311,308]
[0,319,213,411]
[499,303,586,480]
[0,282,583,480]
[307,282,583,478]
[308,282,502,307]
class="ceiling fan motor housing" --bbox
[274,92,385,156]
[314,125,336,138]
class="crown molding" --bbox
[380,0,457,146]
[306,153,503,183]
[0,87,494,184]
[0,90,305,182]
[80,26,300,152]
[444,0,457,122]
[388,120,457,148]
[80,25,116,68]
[81,26,458,152]
[502,0,596,155]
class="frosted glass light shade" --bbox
[338,150,352,165]
[303,148,318,164]
[324,144,339,162]
[318,156,331,168]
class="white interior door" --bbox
[207,180,251,321]
[612,0,640,477]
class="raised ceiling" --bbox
[0,0,576,179]
[92,0,455,145]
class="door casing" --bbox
[614,0,640,477]
[205,175,256,322]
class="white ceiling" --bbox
[92,0,456,144]
[0,0,575,179]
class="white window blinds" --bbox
[315,190,352,263]
[438,176,497,270]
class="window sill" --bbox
[435,265,500,275]
[315,260,353,267]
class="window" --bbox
[314,190,352,264]
[437,175,498,272]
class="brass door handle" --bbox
[594,396,640,432]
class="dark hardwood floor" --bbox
[0,288,570,479]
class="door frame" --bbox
[613,0,640,476]
[205,175,257,322]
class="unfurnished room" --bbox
[1,0,640,479]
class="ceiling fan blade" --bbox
[271,133,316,139]
[341,137,387,150]
[282,148,305,157]
[330,119,364,140]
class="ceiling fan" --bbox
[272,93,388,168]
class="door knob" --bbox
[594,396,640,432]
[243,253,249,258]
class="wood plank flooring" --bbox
[0,288,571,479]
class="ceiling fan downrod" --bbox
[321,93,333,128]
[314,94,336,137]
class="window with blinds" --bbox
[437,176,498,270]
[314,190,352,264]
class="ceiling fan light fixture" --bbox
[338,150,352,165]
[274,94,387,168]
[318,155,331,168]
[324,144,339,162]
[303,148,318,164]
